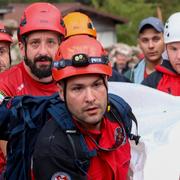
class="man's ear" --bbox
[57,83,64,101]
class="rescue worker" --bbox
[110,43,132,74]
[125,17,164,83]
[0,22,13,176]
[142,12,180,96]
[63,11,130,82]
[33,35,131,180]
[0,22,13,73]
[0,2,65,174]
[0,2,65,100]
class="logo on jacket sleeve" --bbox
[114,127,126,146]
[51,172,71,180]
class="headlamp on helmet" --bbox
[53,53,109,69]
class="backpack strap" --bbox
[66,131,96,176]
[47,98,96,175]
[108,93,140,144]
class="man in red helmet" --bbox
[33,35,131,180]
[0,22,13,174]
[0,22,12,73]
[0,2,65,101]
[0,2,65,174]
[63,12,131,82]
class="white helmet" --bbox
[164,12,180,44]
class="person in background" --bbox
[110,43,132,74]
[33,34,131,180]
[0,2,65,175]
[125,17,164,83]
[0,22,13,73]
[63,11,131,82]
[0,22,13,174]
[142,12,180,96]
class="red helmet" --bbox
[0,22,12,43]
[52,35,112,82]
[18,2,65,41]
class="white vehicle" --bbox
[108,82,180,180]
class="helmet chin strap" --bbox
[9,47,12,65]
[165,45,170,61]
[101,75,109,113]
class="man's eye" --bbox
[72,87,82,91]
[48,40,55,44]
[48,39,58,45]
[0,48,8,55]
[153,37,160,42]
[30,41,39,47]
[169,46,177,51]
[94,81,103,88]
[172,47,177,51]
[142,39,148,43]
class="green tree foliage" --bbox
[3,0,73,3]
[2,0,180,45]
[90,0,180,45]
[91,0,156,45]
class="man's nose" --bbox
[148,40,154,49]
[38,43,48,56]
[85,88,95,103]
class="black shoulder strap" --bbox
[65,131,96,176]
[47,98,96,175]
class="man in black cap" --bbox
[125,17,165,83]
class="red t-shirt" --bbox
[0,62,59,174]
[76,117,131,180]
[0,61,58,97]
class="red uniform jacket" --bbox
[142,60,180,96]
[33,117,131,180]
[156,64,180,95]
[76,117,131,180]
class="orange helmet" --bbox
[18,2,65,41]
[0,22,12,43]
[52,35,112,82]
[63,12,96,39]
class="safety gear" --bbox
[18,2,65,41]
[0,92,138,179]
[52,35,112,82]
[63,12,96,38]
[164,12,180,44]
[0,22,12,43]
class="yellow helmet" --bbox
[63,12,97,38]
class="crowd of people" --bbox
[0,2,179,180]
